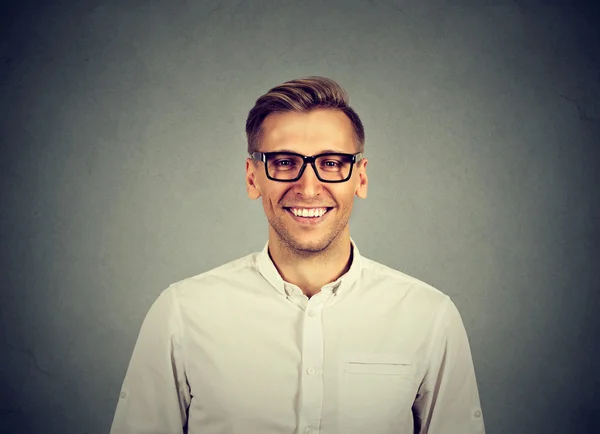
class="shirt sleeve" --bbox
[412,297,486,433]
[110,287,191,434]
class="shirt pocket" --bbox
[338,354,415,433]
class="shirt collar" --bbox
[255,238,362,298]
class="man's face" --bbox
[245,109,368,255]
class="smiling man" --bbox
[246,107,366,299]
[110,77,486,434]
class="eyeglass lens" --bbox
[266,153,353,181]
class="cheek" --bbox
[260,196,273,214]
[334,188,357,206]
[261,189,285,212]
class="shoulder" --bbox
[169,250,259,292]
[358,256,469,339]
[358,255,451,311]
[157,250,265,309]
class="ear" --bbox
[354,158,368,199]
[246,159,262,199]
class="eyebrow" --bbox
[270,148,349,154]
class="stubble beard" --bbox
[267,206,351,258]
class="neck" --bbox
[267,229,353,298]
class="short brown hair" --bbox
[245,76,365,155]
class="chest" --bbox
[181,297,428,433]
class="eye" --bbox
[275,159,294,166]
[323,160,340,167]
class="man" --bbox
[110,76,486,434]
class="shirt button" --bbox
[474,410,482,418]
[307,367,316,375]
[307,310,316,317]
[120,391,127,399]
[304,427,313,434]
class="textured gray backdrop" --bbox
[1,0,599,433]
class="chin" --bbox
[287,234,335,254]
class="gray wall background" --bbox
[1,0,598,433]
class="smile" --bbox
[289,207,328,217]
[283,207,333,224]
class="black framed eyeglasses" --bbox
[251,151,364,183]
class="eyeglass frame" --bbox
[250,151,364,183]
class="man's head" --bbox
[245,77,368,256]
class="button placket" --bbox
[299,295,326,433]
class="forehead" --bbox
[260,109,356,154]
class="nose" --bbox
[294,163,322,197]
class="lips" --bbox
[283,207,333,225]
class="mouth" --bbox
[283,207,334,225]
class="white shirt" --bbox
[110,239,486,434]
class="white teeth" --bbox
[290,208,328,218]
